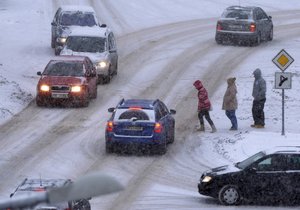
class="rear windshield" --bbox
[114,109,155,122]
[60,12,97,26]
[222,9,252,20]
[66,36,106,53]
[43,61,84,77]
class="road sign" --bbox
[275,72,292,89]
[272,49,294,71]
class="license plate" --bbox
[52,93,68,98]
[126,126,143,131]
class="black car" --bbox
[9,178,91,209]
[198,146,300,205]
[215,6,273,46]
[105,98,176,155]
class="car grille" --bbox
[51,85,70,91]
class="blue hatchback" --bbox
[105,99,176,155]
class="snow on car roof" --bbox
[59,5,96,13]
[265,146,300,155]
[18,179,70,191]
[69,26,110,38]
[48,55,89,64]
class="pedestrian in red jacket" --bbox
[193,80,216,133]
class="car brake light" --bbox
[216,22,222,31]
[106,121,114,132]
[154,123,162,133]
[129,106,142,110]
[250,23,256,32]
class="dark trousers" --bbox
[225,110,238,129]
[252,98,266,126]
[198,110,214,126]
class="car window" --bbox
[222,9,251,20]
[287,154,300,170]
[114,109,155,121]
[44,61,84,77]
[60,12,96,26]
[256,8,268,20]
[256,155,286,171]
[236,151,265,169]
[66,36,106,53]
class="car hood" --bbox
[60,50,108,63]
[205,164,241,176]
[39,76,84,86]
[59,25,98,37]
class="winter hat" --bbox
[193,80,203,89]
[253,68,262,78]
[227,77,236,85]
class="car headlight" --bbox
[96,61,108,68]
[201,176,212,183]
[40,85,50,92]
[57,37,67,44]
[71,86,81,93]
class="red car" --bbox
[36,56,97,107]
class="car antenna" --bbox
[39,174,42,187]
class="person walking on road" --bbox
[193,80,217,133]
[251,68,266,128]
[222,77,238,130]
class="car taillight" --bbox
[106,121,114,132]
[154,123,162,133]
[250,23,256,32]
[216,22,222,31]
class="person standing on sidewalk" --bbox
[222,77,238,130]
[251,68,266,128]
[193,80,217,133]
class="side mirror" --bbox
[100,24,107,28]
[108,107,115,113]
[37,71,42,76]
[51,22,56,26]
[170,109,176,115]
[247,167,257,173]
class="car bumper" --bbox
[198,182,218,198]
[36,92,86,106]
[95,65,109,76]
[216,31,257,42]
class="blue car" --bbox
[105,99,176,155]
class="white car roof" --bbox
[69,26,110,38]
[265,146,300,155]
[59,5,96,13]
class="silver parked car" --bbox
[215,6,273,46]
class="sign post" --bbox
[272,49,294,135]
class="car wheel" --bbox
[92,86,97,99]
[218,185,240,205]
[51,37,55,48]
[254,33,261,46]
[54,46,61,55]
[106,144,114,153]
[81,91,90,107]
[268,28,273,41]
[216,38,223,45]
[36,97,45,107]
[97,76,105,85]
[105,67,112,84]
[157,142,167,155]
[169,127,175,143]
[114,62,118,75]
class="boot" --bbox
[211,124,217,133]
[197,124,205,132]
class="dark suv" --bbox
[51,5,107,55]
[105,99,176,155]
[198,146,300,205]
[215,6,273,45]
[9,178,91,210]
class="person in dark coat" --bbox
[222,77,238,130]
[251,68,266,128]
[193,80,216,133]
